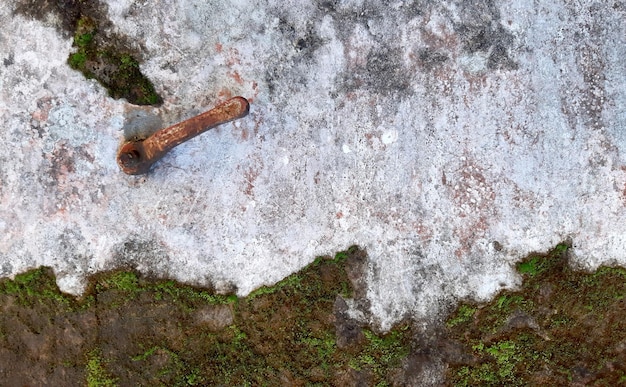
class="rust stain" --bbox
[217,88,234,100]
[232,124,250,143]
[251,114,264,137]
[240,155,263,197]
[228,70,245,85]
[239,127,249,141]
[225,48,241,66]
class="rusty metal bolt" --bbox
[117,96,250,175]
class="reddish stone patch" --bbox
[31,97,54,123]
[447,154,497,258]
[238,154,264,198]
[228,70,244,85]
[217,88,233,100]
[225,47,242,66]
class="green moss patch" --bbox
[446,243,626,386]
[0,266,74,308]
[86,349,118,387]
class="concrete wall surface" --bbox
[1,0,625,329]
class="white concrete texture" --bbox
[1,0,625,330]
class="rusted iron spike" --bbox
[117,96,250,175]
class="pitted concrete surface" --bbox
[1,0,625,330]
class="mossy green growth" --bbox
[97,271,140,293]
[247,246,355,301]
[446,243,626,386]
[67,15,162,105]
[352,327,411,380]
[0,267,73,308]
[447,304,477,328]
[516,257,542,276]
[461,340,522,385]
[68,51,88,69]
[90,269,236,309]
[86,349,118,387]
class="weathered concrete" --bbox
[1,0,625,330]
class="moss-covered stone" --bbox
[1,243,623,385]
[446,243,626,386]
[0,247,413,386]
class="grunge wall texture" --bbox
[1,0,625,330]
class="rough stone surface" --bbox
[1,1,625,330]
